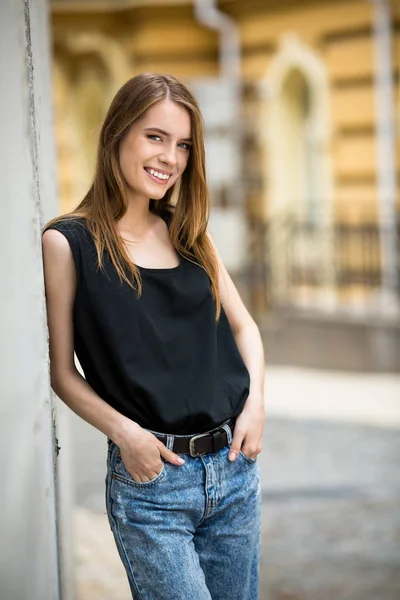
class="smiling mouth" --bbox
[144,167,172,184]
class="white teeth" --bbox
[148,169,170,181]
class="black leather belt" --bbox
[155,418,235,457]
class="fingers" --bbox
[228,429,244,461]
[240,445,261,461]
[130,465,163,483]
[127,444,185,482]
[157,442,185,466]
[229,429,262,462]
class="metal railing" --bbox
[245,217,400,315]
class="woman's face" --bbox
[119,99,192,202]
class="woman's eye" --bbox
[147,135,190,151]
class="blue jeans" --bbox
[105,423,261,600]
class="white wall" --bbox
[0,1,63,598]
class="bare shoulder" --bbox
[42,227,76,288]
[42,228,71,253]
[42,225,79,267]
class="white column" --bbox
[0,0,66,598]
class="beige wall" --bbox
[232,0,398,223]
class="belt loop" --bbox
[166,434,175,451]
[221,422,233,445]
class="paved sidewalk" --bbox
[72,367,400,600]
[264,366,400,427]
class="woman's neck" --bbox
[116,198,156,239]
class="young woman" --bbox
[42,73,265,600]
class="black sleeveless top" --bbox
[46,214,250,434]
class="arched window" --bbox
[278,67,319,224]
[262,34,335,306]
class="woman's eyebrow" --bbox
[144,127,192,142]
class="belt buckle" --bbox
[189,432,210,457]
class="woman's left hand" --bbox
[228,398,265,462]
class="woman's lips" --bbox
[144,167,170,185]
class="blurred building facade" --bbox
[50,0,400,370]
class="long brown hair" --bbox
[45,73,221,319]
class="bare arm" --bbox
[42,229,184,479]
[207,232,266,461]
[218,262,265,407]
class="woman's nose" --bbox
[159,144,177,166]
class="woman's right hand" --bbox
[117,423,185,483]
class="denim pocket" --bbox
[112,453,166,487]
[239,450,258,464]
